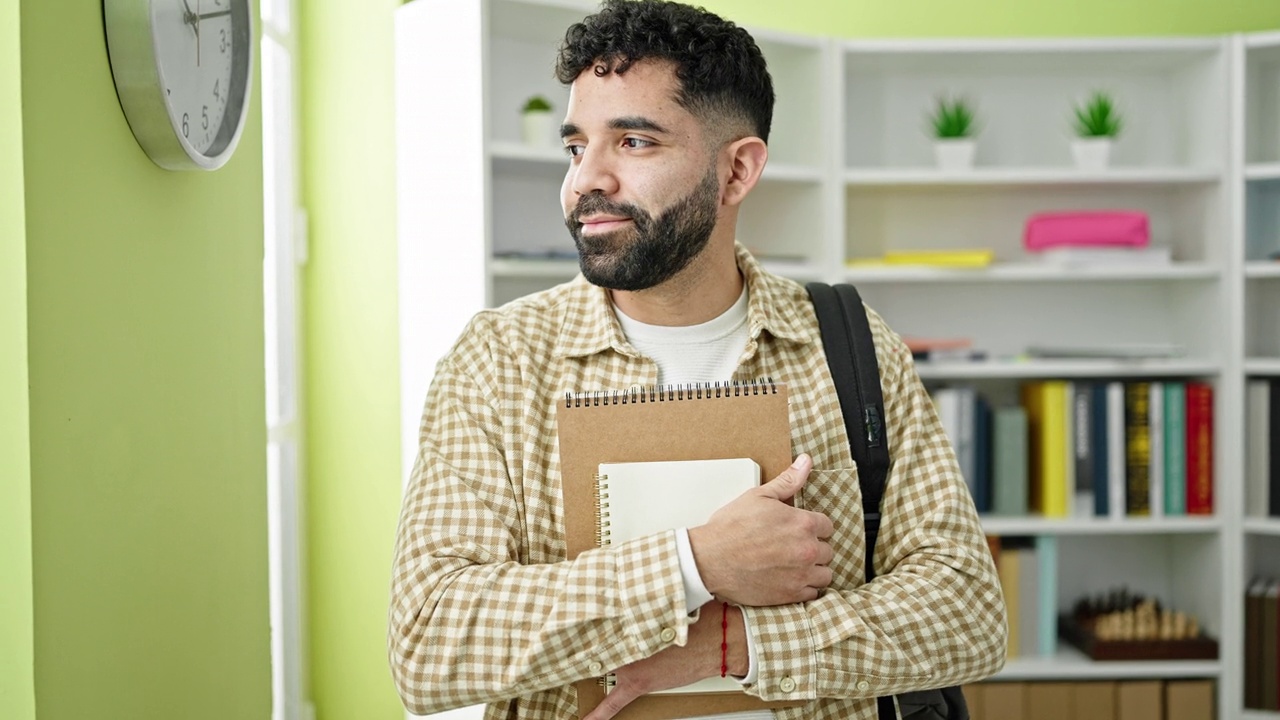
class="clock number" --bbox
[202,106,209,131]
[213,79,220,102]
[220,29,228,54]
[182,113,189,138]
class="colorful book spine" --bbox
[1125,382,1151,516]
[1185,382,1214,515]
[1163,382,1186,516]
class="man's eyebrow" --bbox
[560,117,671,139]
[609,116,669,134]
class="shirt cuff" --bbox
[674,527,714,615]
[738,607,760,685]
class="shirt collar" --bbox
[553,243,816,359]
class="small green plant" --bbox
[522,95,553,113]
[928,95,978,139]
[1072,91,1123,138]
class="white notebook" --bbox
[595,457,760,695]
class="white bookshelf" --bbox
[395,4,1269,716]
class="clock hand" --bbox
[179,0,197,31]
[196,0,201,67]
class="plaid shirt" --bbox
[389,245,1007,719]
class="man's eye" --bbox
[622,138,653,149]
[564,144,585,158]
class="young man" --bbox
[388,2,1006,719]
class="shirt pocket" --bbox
[804,466,868,591]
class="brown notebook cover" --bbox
[1027,682,1073,720]
[1116,681,1162,720]
[1164,680,1214,720]
[1072,681,1117,720]
[557,380,794,720]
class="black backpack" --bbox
[807,282,970,720]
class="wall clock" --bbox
[104,0,253,171]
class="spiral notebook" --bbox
[596,458,760,696]
[556,380,794,720]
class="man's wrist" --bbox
[725,605,749,677]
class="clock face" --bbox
[153,0,237,156]
[104,0,253,170]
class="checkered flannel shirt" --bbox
[389,244,1007,719]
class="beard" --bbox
[566,166,719,291]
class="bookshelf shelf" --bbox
[1246,358,1280,376]
[490,140,565,165]
[997,646,1220,681]
[843,167,1221,187]
[982,516,1221,536]
[1244,518,1280,536]
[1245,261,1280,278]
[844,263,1220,284]
[914,359,1219,381]
[1243,712,1280,720]
[1244,162,1280,181]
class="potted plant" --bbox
[1070,90,1122,170]
[521,95,554,147]
[927,95,979,171]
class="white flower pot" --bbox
[521,110,555,148]
[1071,138,1113,171]
[933,139,976,171]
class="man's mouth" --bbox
[578,216,633,234]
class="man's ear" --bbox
[721,136,768,207]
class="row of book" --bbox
[931,380,1215,518]
[1246,379,1280,518]
[962,680,1214,720]
[989,535,1057,661]
[1245,576,1280,711]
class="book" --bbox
[1184,382,1214,515]
[1124,382,1151,516]
[595,458,760,695]
[1148,382,1165,519]
[556,380,794,720]
[1106,382,1127,520]
[881,248,995,267]
[1271,379,1280,518]
[1247,380,1270,519]
[1023,381,1070,518]
[991,406,1029,516]
[1024,343,1186,360]
[1031,245,1172,266]
[1163,382,1186,516]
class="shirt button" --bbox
[588,661,603,674]
[779,676,797,693]
[857,679,871,691]
[660,627,676,643]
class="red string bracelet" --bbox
[720,602,729,678]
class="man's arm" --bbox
[388,345,694,715]
[717,324,1007,701]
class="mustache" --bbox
[569,193,645,226]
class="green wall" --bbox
[1,0,33,718]
[699,0,1280,36]
[18,0,270,717]
[299,1,405,718]
[303,2,1280,720]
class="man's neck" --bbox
[607,237,743,327]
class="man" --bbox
[388,2,1006,719]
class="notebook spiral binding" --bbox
[564,378,778,408]
[593,473,612,547]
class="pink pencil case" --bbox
[1023,211,1150,251]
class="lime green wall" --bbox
[19,0,270,716]
[302,2,1279,720]
[1,0,34,718]
[299,1,405,718]
[699,0,1280,36]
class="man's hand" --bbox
[583,603,746,720]
[688,454,835,606]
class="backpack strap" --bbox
[807,282,898,720]
[806,282,891,580]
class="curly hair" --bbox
[555,0,774,144]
